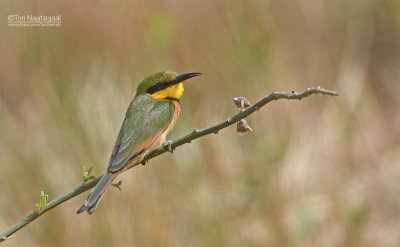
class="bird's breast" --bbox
[150,100,180,150]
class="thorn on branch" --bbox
[82,165,96,185]
[112,180,122,191]
[35,191,48,215]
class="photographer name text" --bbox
[8,15,61,27]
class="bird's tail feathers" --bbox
[76,172,119,215]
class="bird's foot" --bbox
[141,155,148,166]
[163,140,174,153]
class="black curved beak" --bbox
[173,72,202,84]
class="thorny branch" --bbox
[0,87,338,243]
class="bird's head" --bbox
[136,71,201,100]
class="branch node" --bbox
[193,128,199,133]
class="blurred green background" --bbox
[1,0,400,246]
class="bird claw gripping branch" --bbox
[163,140,174,153]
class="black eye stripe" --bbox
[146,81,175,94]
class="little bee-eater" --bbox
[77,71,201,214]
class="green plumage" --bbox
[136,71,178,95]
[108,94,175,173]
[77,70,200,215]
[77,71,178,214]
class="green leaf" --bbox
[112,180,123,191]
[82,164,96,184]
[35,191,48,214]
[1,234,15,241]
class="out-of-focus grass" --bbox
[1,0,400,246]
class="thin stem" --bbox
[0,87,338,243]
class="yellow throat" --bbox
[151,83,184,100]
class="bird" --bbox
[77,70,201,215]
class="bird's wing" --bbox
[106,95,175,173]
